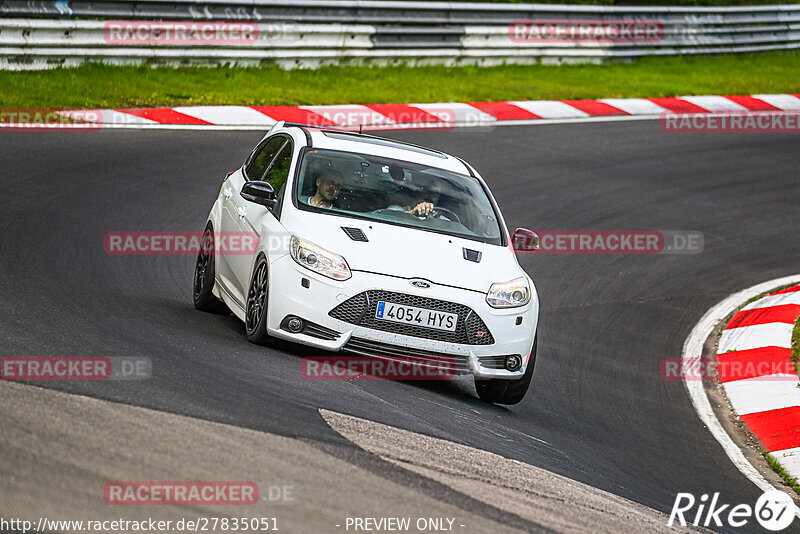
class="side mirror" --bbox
[241,181,277,208]
[511,228,540,251]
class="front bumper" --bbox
[265,255,538,379]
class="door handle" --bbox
[236,205,247,219]
[223,187,233,200]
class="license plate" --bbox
[375,301,457,332]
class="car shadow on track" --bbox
[202,307,513,411]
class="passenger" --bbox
[308,170,345,209]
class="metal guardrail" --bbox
[1,0,799,69]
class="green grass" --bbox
[1,50,799,111]
[763,450,800,495]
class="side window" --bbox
[245,136,285,181]
[263,140,293,192]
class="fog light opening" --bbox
[505,354,522,372]
[286,316,304,333]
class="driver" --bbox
[387,179,446,218]
[308,170,345,209]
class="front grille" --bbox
[343,337,472,374]
[329,290,494,345]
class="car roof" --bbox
[278,123,473,176]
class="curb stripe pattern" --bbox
[648,97,710,114]
[718,347,794,384]
[117,107,212,125]
[54,93,800,127]
[718,284,800,478]
[742,408,800,453]
[728,305,800,329]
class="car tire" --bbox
[245,255,274,345]
[475,333,537,405]
[193,224,229,314]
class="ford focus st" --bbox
[193,122,540,404]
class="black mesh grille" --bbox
[329,290,494,345]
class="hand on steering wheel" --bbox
[410,202,435,217]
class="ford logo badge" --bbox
[410,279,431,289]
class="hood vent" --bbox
[463,248,482,263]
[342,227,368,242]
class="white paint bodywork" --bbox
[205,123,539,379]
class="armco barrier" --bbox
[1,0,799,69]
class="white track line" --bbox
[681,274,800,517]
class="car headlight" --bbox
[290,236,351,281]
[486,277,531,308]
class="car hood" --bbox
[281,210,524,292]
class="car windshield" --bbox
[294,148,503,245]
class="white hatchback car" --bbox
[193,122,540,404]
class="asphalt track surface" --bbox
[1,122,798,532]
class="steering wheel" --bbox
[429,207,461,224]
